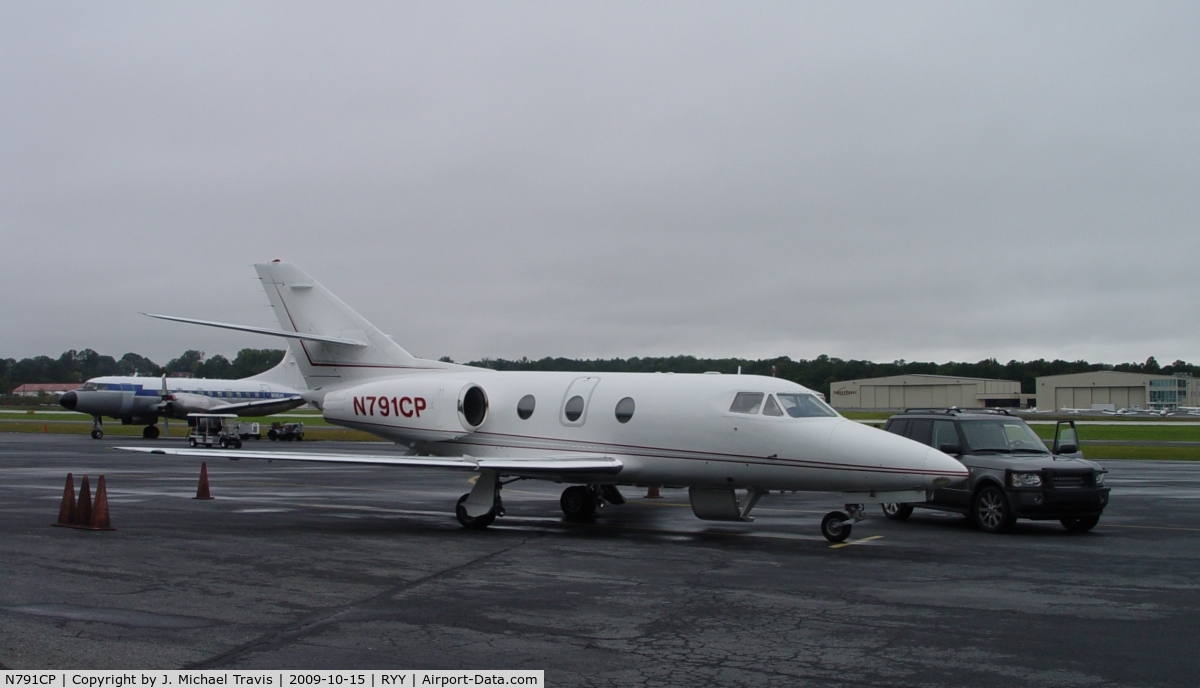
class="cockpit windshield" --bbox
[80,382,99,391]
[960,419,1049,453]
[776,393,838,418]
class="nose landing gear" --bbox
[90,416,104,440]
[820,504,866,543]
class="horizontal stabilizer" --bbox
[143,313,368,347]
[114,447,623,477]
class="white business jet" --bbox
[119,262,967,542]
[61,351,307,439]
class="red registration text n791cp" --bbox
[352,396,427,418]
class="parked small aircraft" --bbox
[61,351,306,439]
[120,262,967,542]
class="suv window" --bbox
[885,419,908,437]
[960,419,1048,453]
[932,420,958,450]
[907,419,933,446]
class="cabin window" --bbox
[517,394,536,420]
[615,397,635,423]
[564,395,585,422]
[762,395,784,416]
[729,392,764,414]
[776,393,838,418]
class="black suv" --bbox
[880,409,1109,533]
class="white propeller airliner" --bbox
[119,261,967,542]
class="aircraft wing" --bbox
[206,395,306,415]
[113,446,624,477]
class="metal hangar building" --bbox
[1037,371,1198,411]
[829,375,1030,411]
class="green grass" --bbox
[1029,424,1200,442]
[842,411,892,421]
[1079,444,1200,461]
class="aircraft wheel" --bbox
[972,485,1015,533]
[560,485,598,520]
[881,503,913,520]
[821,511,851,543]
[91,428,104,440]
[455,494,496,529]
[1060,515,1100,533]
[143,425,160,439]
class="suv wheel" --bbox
[1060,515,1099,533]
[972,485,1015,533]
[881,503,914,520]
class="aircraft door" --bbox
[560,377,600,427]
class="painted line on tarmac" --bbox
[828,535,884,549]
[1102,523,1200,532]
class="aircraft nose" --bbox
[59,391,77,410]
[924,447,970,484]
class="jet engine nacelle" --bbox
[159,392,222,419]
[323,377,489,443]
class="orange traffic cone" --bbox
[87,475,115,530]
[53,473,76,526]
[194,462,213,500]
[42,423,48,433]
[645,485,662,499]
[74,475,93,527]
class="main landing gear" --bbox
[142,424,160,439]
[820,504,866,543]
[561,485,625,521]
[454,481,628,530]
[90,416,103,440]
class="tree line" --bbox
[462,354,1197,400]
[0,348,285,394]
[4,348,1195,401]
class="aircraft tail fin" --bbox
[254,261,454,386]
[245,349,308,391]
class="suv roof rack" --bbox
[901,407,1012,416]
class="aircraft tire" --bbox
[881,503,913,520]
[560,485,598,521]
[143,425,160,440]
[91,428,104,440]
[821,511,851,543]
[1060,515,1100,533]
[455,494,496,529]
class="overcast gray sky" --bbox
[2,2,1197,366]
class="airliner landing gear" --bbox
[455,494,498,529]
[142,425,160,439]
[455,471,504,529]
[560,484,625,521]
[561,485,599,520]
[820,504,866,543]
[90,416,104,440]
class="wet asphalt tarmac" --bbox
[2,434,1199,687]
